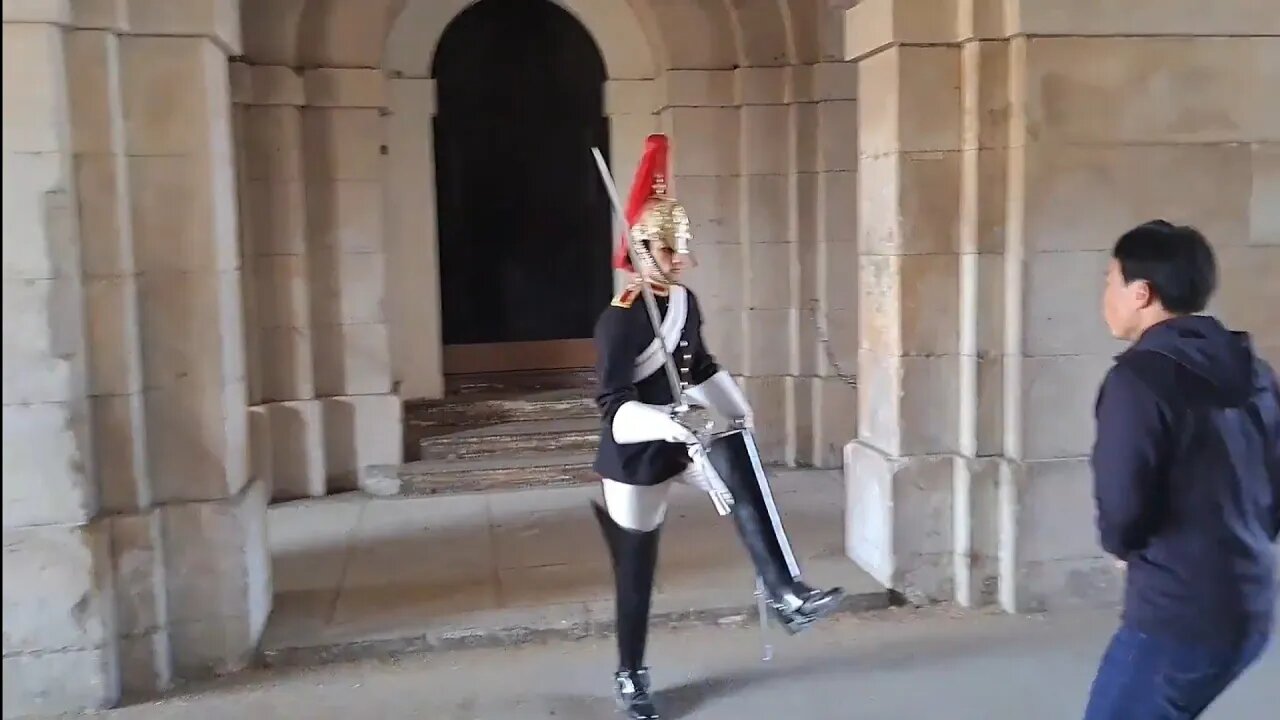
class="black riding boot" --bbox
[593,502,662,720]
[710,444,845,634]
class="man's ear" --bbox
[1133,279,1154,309]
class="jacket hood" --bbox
[1127,315,1260,403]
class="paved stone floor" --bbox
[88,605,1279,719]
[262,470,887,665]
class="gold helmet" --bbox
[614,134,693,285]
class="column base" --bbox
[263,399,326,501]
[322,394,403,492]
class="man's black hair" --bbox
[1112,220,1217,314]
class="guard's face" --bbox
[650,240,688,281]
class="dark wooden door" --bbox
[433,0,612,374]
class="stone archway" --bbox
[381,0,661,400]
[431,0,613,375]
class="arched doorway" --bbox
[433,0,612,375]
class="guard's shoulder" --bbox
[611,286,639,309]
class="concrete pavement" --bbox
[86,605,1279,720]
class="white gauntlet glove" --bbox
[612,401,696,445]
[684,370,754,429]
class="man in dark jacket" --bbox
[1084,220,1280,720]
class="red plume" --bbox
[613,134,670,271]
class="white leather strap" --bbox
[632,285,688,383]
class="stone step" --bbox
[445,369,596,396]
[407,390,597,431]
[362,452,599,497]
[419,417,600,461]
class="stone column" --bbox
[232,63,327,500]
[302,69,403,490]
[658,79,738,376]
[66,1,176,698]
[997,0,1280,612]
[117,0,270,677]
[2,3,120,713]
[736,66,801,464]
[843,0,968,603]
[794,61,860,468]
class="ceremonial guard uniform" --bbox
[592,135,845,720]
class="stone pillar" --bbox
[301,68,403,489]
[658,72,745,415]
[118,0,271,677]
[66,1,174,698]
[843,0,968,603]
[997,0,1280,612]
[2,3,120,715]
[794,61,860,468]
[231,63,328,501]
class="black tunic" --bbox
[592,285,720,486]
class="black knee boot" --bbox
[709,437,845,634]
[593,502,661,720]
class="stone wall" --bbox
[844,0,1280,611]
[3,2,271,715]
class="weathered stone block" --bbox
[3,0,70,23]
[256,326,315,401]
[821,170,858,244]
[2,400,96,528]
[248,404,272,488]
[858,350,960,457]
[302,107,385,181]
[739,104,790,176]
[245,179,306,256]
[265,399,326,500]
[137,270,241,388]
[93,393,150,512]
[742,375,791,464]
[65,29,121,156]
[858,45,961,157]
[1023,143,1253,253]
[680,242,741,311]
[1009,459,1102,563]
[128,155,237,273]
[844,0,959,62]
[812,376,857,468]
[746,242,795,309]
[1250,143,1279,246]
[243,105,303,182]
[700,309,743,374]
[657,70,735,109]
[794,104,818,175]
[160,476,271,678]
[1015,353,1114,461]
[252,254,309,329]
[75,154,133,277]
[2,22,70,154]
[120,36,231,156]
[144,379,247,502]
[844,441,955,602]
[1023,36,1279,145]
[860,150,962,255]
[125,0,241,55]
[859,253,961,357]
[3,151,77,282]
[816,99,858,172]
[117,630,172,700]
[303,68,386,109]
[313,322,393,397]
[1022,250,1124,357]
[603,79,658,116]
[743,173,790,244]
[960,40,1010,151]
[674,174,739,245]
[974,355,1004,457]
[311,180,385,253]
[1008,0,1280,38]
[744,308,797,377]
[2,276,87,405]
[71,0,127,31]
[1210,245,1280,346]
[85,275,142,396]
[811,62,859,103]
[2,645,118,719]
[959,148,1007,255]
[322,393,403,492]
[2,522,115,653]
[661,107,739,176]
[1007,556,1123,614]
[109,511,167,637]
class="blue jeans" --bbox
[1084,625,1269,720]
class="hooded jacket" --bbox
[1092,314,1280,646]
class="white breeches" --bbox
[601,478,673,532]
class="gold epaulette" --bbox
[611,287,638,308]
